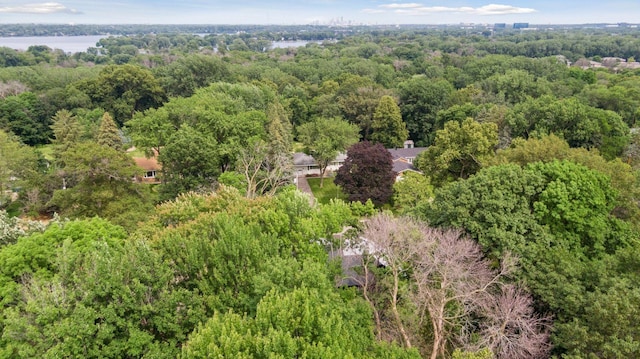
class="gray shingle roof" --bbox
[393,160,417,173]
[387,147,427,161]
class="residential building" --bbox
[133,156,162,184]
[293,140,427,179]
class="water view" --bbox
[0,35,106,53]
[0,35,317,53]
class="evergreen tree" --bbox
[371,95,408,148]
[266,101,293,153]
[97,112,122,150]
[50,109,82,154]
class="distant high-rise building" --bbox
[513,23,529,29]
[494,23,506,29]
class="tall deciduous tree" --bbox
[393,171,433,214]
[126,107,172,157]
[335,141,396,206]
[0,92,48,146]
[158,124,220,200]
[49,142,151,228]
[0,130,39,206]
[360,214,550,358]
[78,64,166,125]
[156,54,230,98]
[370,95,408,148]
[397,77,454,146]
[297,117,359,187]
[506,95,629,160]
[337,83,392,140]
[415,118,497,185]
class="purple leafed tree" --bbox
[335,141,396,206]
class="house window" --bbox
[144,170,156,178]
[406,157,413,164]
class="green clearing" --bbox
[306,177,348,205]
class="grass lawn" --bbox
[306,177,348,205]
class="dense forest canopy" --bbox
[1,24,640,358]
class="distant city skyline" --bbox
[0,1,638,25]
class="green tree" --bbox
[297,117,359,187]
[156,54,230,98]
[0,130,39,207]
[481,69,550,104]
[265,101,293,154]
[77,64,166,126]
[506,96,629,159]
[421,161,638,357]
[125,107,172,157]
[370,95,408,148]
[50,109,82,154]
[158,124,220,200]
[49,142,151,229]
[96,112,122,150]
[392,171,433,214]
[0,92,48,146]
[337,81,391,140]
[415,118,497,184]
[492,134,640,225]
[397,77,454,146]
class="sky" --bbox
[0,1,638,25]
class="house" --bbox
[293,140,427,180]
[387,140,428,179]
[329,232,386,288]
[133,156,162,184]
[293,152,347,176]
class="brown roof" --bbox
[133,157,161,171]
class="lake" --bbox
[0,35,319,53]
[0,35,107,53]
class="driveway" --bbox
[295,175,316,206]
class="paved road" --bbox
[295,175,316,206]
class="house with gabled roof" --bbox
[133,156,162,184]
[387,140,427,179]
[293,152,347,176]
[293,140,427,180]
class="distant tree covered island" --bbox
[2,24,640,358]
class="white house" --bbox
[293,152,348,176]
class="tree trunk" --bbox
[319,161,328,188]
[430,305,445,359]
[391,267,412,348]
[362,261,382,340]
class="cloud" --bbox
[372,3,536,16]
[379,3,422,9]
[0,2,82,14]
[362,8,386,14]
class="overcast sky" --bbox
[0,1,638,25]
